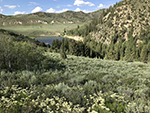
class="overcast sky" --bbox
[0,0,122,15]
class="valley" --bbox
[0,23,85,37]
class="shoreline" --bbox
[32,34,84,42]
[63,35,83,41]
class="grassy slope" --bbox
[0,23,85,37]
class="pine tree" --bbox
[84,45,90,57]
[124,45,131,61]
[78,41,85,56]
[69,39,79,56]
[114,43,120,60]
[137,43,143,60]
[131,46,136,60]
[108,40,115,60]
[120,43,126,60]
[140,45,148,63]
[60,39,67,59]
[52,40,56,49]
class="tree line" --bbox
[50,28,150,63]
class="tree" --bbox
[131,46,136,60]
[124,44,131,61]
[140,45,148,63]
[64,38,69,51]
[107,40,115,60]
[120,43,126,60]
[77,41,85,56]
[84,45,90,57]
[114,43,120,60]
[52,40,56,49]
[60,39,67,59]
[69,39,79,56]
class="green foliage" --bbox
[1,52,150,112]
[0,35,45,70]
[54,82,69,93]
[60,39,67,59]
[60,51,67,59]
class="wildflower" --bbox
[91,110,98,113]
[105,108,110,111]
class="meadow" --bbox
[0,23,85,37]
[1,52,150,113]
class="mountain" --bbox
[65,0,150,62]
[67,0,150,45]
[0,10,103,26]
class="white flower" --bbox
[90,110,98,113]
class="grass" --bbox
[0,23,85,37]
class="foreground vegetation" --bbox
[1,49,150,112]
[1,29,149,112]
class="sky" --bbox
[0,0,122,15]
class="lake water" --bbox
[35,36,66,45]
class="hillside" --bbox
[0,29,50,48]
[67,0,150,44]
[93,0,150,44]
[1,52,150,112]
[0,10,102,26]
[65,0,150,62]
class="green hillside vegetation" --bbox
[66,0,150,62]
[1,52,150,112]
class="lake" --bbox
[35,36,66,45]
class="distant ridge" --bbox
[0,10,103,26]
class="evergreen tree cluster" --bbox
[51,38,102,58]
[51,28,150,63]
